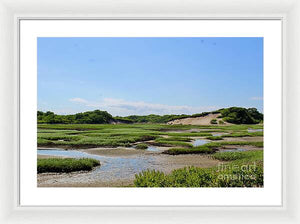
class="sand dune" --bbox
[167,113,228,125]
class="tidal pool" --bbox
[37,148,220,187]
[146,146,161,152]
[193,139,208,146]
[38,149,157,182]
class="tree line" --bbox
[37,107,263,124]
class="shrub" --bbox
[210,119,217,124]
[134,162,263,187]
[218,107,263,124]
[134,170,169,187]
[218,120,225,125]
[136,143,148,150]
[37,158,100,173]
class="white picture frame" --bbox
[19,19,281,207]
[0,0,298,223]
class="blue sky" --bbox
[38,37,263,116]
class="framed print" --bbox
[19,19,281,206]
[0,0,300,223]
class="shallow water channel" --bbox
[192,139,209,146]
[38,149,157,184]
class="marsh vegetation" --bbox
[37,158,100,173]
[134,150,263,187]
[37,118,263,187]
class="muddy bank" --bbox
[81,146,169,157]
[218,145,262,152]
[222,136,263,142]
[37,154,65,159]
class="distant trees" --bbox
[37,110,113,124]
[37,107,263,124]
[114,114,191,124]
[218,107,263,124]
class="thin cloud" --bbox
[69,97,219,116]
[250,96,263,101]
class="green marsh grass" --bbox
[37,124,263,149]
[164,141,263,155]
[37,158,100,173]
[136,143,148,150]
[134,150,263,187]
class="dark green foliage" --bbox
[37,110,113,124]
[218,120,225,124]
[118,108,263,124]
[136,143,148,150]
[38,107,263,124]
[118,112,217,123]
[37,158,100,173]
[115,114,191,124]
[210,119,217,124]
[247,108,264,121]
[218,107,263,124]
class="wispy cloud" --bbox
[69,97,219,116]
[69,98,89,104]
[250,96,263,101]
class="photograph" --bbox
[36,37,264,188]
